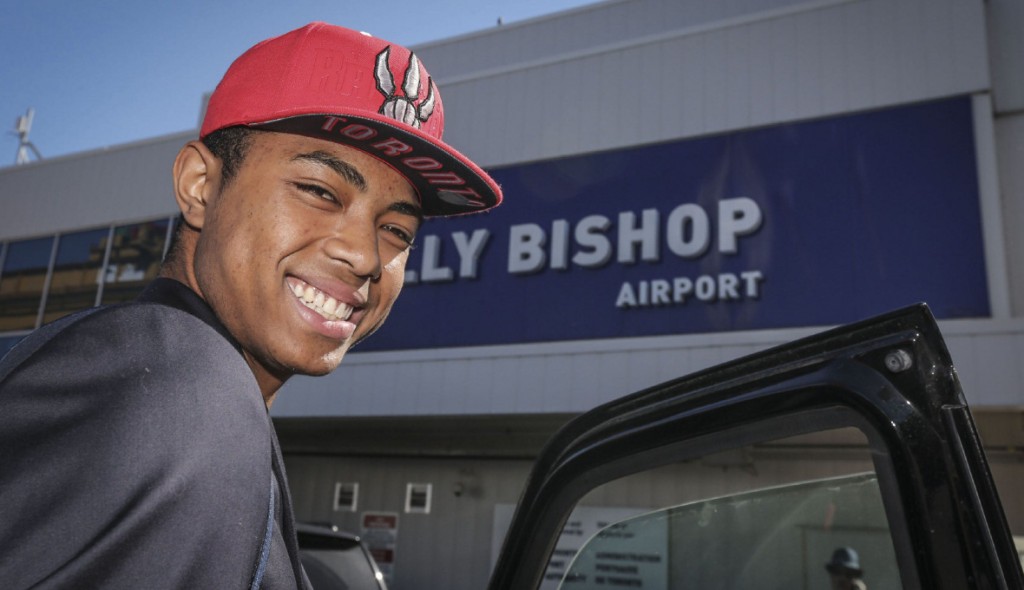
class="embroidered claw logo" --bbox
[374,47,436,129]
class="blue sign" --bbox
[362,96,989,350]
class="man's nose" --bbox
[324,218,382,280]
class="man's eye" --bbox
[295,182,337,203]
[383,224,415,247]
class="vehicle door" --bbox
[489,305,1023,590]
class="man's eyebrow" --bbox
[292,151,366,191]
[390,200,424,226]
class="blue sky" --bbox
[1,0,596,166]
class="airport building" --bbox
[2,0,1023,587]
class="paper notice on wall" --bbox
[362,511,399,585]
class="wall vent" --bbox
[333,482,359,512]
[405,483,432,514]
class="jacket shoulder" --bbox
[0,301,273,588]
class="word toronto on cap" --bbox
[201,22,503,217]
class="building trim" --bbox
[974,93,1013,319]
[433,0,858,87]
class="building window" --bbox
[100,219,170,304]
[0,236,55,331]
[333,482,359,512]
[42,228,109,325]
[0,215,176,337]
[405,483,432,514]
[0,334,25,358]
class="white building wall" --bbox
[989,0,1024,317]
[997,113,1024,316]
[988,0,1024,114]
[424,0,988,169]
[0,133,189,239]
[987,0,1024,317]
[274,317,1024,417]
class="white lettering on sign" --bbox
[507,197,762,274]
[718,197,763,253]
[405,229,491,284]
[550,219,570,270]
[615,271,764,308]
[507,223,546,274]
[452,230,490,279]
[666,203,709,258]
[420,235,453,283]
[573,215,614,268]
[618,209,660,264]
[404,197,767,314]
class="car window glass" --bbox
[544,427,899,590]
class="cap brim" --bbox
[250,113,501,217]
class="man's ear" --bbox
[172,140,222,230]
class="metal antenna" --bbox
[12,108,43,165]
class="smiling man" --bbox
[0,23,500,589]
[169,132,422,403]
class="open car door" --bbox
[489,305,1023,590]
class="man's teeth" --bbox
[291,282,353,321]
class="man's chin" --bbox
[270,345,348,378]
[310,346,350,376]
[279,326,379,377]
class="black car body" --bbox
[296,523,388,590]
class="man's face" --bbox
[192,131,420,383]
[829,572,866,590]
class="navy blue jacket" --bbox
[0,279,308,589]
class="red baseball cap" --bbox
[201,22,502,217]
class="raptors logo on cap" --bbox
[374,47,436,129]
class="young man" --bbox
[0,23,501,589]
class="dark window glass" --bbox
[101,219,169,304]
[0,237,55,331]
[544,428,898,590]
[42,228,109,324]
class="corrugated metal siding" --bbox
[428,0,988,168]
[273,319,1024,417]
[988,0,1024,114]
[285,455,535,590]
[996,113,1024,316]
[0,133,189,238]
[945,325,1024,405]
[417,0,824,80]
